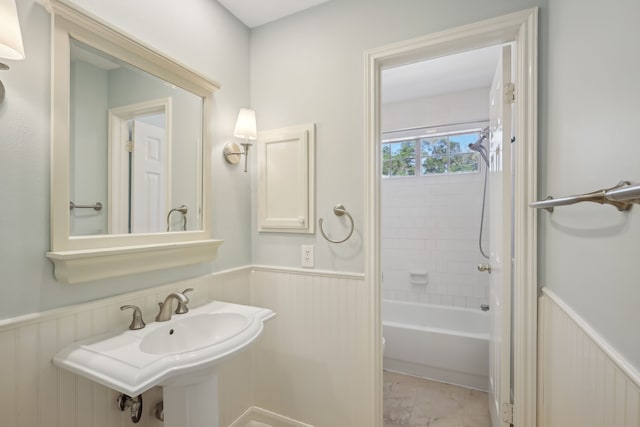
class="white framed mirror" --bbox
[45,0,223,283]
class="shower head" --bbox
[468,127,489,150]
[468,126,490,166]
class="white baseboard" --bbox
[229,407,314,427]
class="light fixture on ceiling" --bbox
[224,108,257,173]
[0,0,26,104]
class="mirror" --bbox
[69,39,203,235]
[46,0,222,284]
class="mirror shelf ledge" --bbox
[46,239,224,284]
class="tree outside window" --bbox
[382,131,480,177]
[382,140,416,176]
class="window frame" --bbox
[381,125,487,178]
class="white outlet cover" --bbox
[301,244,314,268]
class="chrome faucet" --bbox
[120,305,146,330]
[175,288,193,314]
[156,292,189,322]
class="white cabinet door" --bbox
[257,124,315,233]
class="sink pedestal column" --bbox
[163,367,219,427]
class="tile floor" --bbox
[383,370,491,427]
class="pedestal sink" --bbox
[53,300,275,427]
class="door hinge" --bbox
[504,82,515,104]
[126,140,134,152]
[502,402,514,424]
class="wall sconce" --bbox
[0,0,26,104]
[224,108,257,172]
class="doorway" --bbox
[380,43,509,427]
[364,8,538,427]
[108,97,173,234]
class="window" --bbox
[382,130,481,177]
[382,140,416,176]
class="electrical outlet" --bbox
[301,244,314,268]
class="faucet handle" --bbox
[120,305,146,330]
[175,288,193,314]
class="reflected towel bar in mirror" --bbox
[166,205,188,231]
[70,201,103,211]
[529,181,640,212]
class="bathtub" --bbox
[382,299,490,390]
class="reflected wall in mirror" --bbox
[69,39,203,236]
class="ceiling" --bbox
[217,0,331,28]
[214,2,502,104]
[382,45,503,104]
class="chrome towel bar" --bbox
[529,181,640,212]
[69,201,102,211]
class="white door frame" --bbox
[108,97,172,234]
[364,8,538,427]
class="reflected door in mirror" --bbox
[69,38,203,236]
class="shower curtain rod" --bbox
[383,120,489,136]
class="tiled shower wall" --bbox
[381,171,490,309]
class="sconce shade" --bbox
[233,108,257,143]
[0,0,25,60]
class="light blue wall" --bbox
[0,0,251,319]
[544,0,640,369]
[249,0,548,272]
[70,61,109,235]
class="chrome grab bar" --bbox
[529,181,640,213]
[166,205,188,231]
[319,204,355,244]
[70,201,102,211]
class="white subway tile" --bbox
[428,294,442,305]
[418,293,430,304]
[460,284,473,297]
[454,296,466,307]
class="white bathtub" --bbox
[382,299,490,390]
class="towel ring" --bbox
[166,205,188,231]
[319,204,354,244]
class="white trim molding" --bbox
[540,288,640,388]
[46,239,223,284]
[251,264,364,280]
[539,288,640,426]
[364,8,538,427]
[229,406,314,427]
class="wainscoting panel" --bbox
[249,267,371,427]
[0,267,251,427]
[538,289,640,427]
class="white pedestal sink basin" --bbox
[53,300,275,427]
[139,312,250,355]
